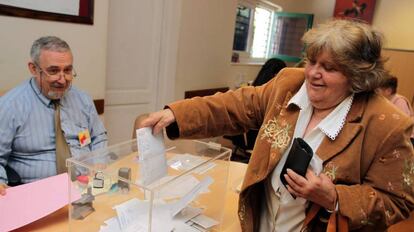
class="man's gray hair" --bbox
[30,36,71,65]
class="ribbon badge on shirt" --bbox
[78,129,91,147]
[260,117,291,150]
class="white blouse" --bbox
[260,82,354,232]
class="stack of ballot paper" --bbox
[99,176,218,232]
[136,127,168,185]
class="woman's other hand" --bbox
[139,109,176,135]
[284,169,337,211]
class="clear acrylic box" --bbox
[67,139,231,232]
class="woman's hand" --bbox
[284,169,337,211]
[139,109,176,135]
[0,183,8,196]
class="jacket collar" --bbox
[288,83,355,141]
[268,90,367,168]
[316,93,367,162]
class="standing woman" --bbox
[140,20,414,231]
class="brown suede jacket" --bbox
[167,68,414,231]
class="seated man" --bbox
[0,36,107,195]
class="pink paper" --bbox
[0,173,81,231]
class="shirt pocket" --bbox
[62,120,92,156]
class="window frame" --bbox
[233,0,282,64]
[233,1,256,62]
[269,12,314,63]
[232,0,313,64]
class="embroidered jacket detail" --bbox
[260,117,291,150]
[323,162,338,181]
[402,158,414,192]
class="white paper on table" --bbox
[170,177,213,217]
[113,198,147,230]
[111,197,208,232]
[171,206,203,231]
[0,173,81,232]
[113,198,175,232]
[174,223,202,232]
[136,127,167,185]
[100,216,147,232]
[174,206,203,222]
[188,222,208,232]
[190,214,219,229]
[101,217,148,232]
[100,217,122,232]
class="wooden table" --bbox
[12,161,247,232]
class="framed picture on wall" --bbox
[0,0,94,25]
[333,0,376,24]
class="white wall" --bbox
[175,0,414,100]
[271,0,414,51]
[174,0,238,100]
[279,0,414,51]
[1,0,413,103]
[0,1,109,99]
[373,0,414,50]
[174,0,337,98]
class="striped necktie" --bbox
[53,100,71,174]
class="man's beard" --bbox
[47,90,64,99]
[46,82,71,99]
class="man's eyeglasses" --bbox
[35,64,77,81]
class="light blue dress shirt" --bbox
[0,78,107,184]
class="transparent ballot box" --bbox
[67,139,232,232]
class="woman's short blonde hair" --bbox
[302,19,387,93]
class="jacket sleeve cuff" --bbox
[164,106,180,139]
